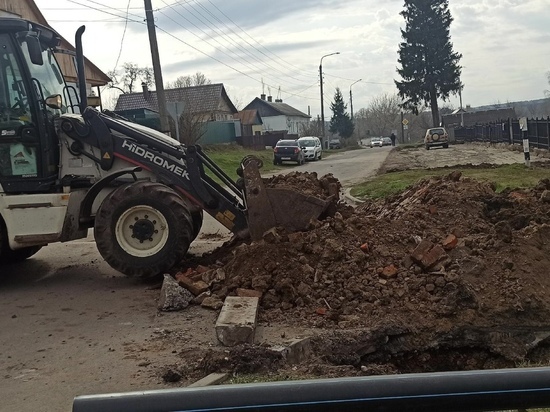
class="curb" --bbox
[343,188,365,206]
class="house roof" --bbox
[234,109,262,125]
[114,83,237,114]
[244,97,310,119]
[6,0,111,86]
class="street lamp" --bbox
[349,79,362,121]
[319,52,340,149]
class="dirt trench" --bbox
[161,150,550,383]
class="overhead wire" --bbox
[65,0,146,24]
[154,25,318,101]
[205,0,319,80]
[158,0,309,89]
[190,0,317,85]
[59,0,322,102]
[112,0,132,74]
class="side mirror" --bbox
[26,34,43,66]
[45,94,63,110]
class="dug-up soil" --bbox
[164,165,550,384]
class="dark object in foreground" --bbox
[73,367,550,412]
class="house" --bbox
[0,0,111,106]
[243,95,310,135]
[114,83,239,144]
[234,109,263,136]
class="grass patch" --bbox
[202,144,281,181]
[350,163,550,200]
[201,144,340,182]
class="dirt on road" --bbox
[6,143,550,411]
[157,145,550,384]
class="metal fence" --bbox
[454,117,550,149]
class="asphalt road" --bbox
[0,144,391,412]
[267,142,392,186]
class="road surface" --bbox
[0,145,391,412]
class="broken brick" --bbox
[420,245,447,270]
[428,205,437,214]
[360,242,369,253]
[316,307,327,315]
[442,234,458,250]
[176,275,210,296]
[380,264,398,279]
[411,239,433,263]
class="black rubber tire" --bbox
[0,219,41,264]
[4,246,42,263]
[443,143,449,149]
[94,181,194,278]
[425,145,430,150]
[190,209,203,240]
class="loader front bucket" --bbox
[241,156,330,240]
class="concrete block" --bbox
[215,297,259,346]
[286,337,312,364]
[188,373,229,388]
[269,338,313,365]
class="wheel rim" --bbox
[115,205,169,257]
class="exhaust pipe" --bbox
[75,25,87,112]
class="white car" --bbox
[370,137,383,148]
[297,136,323,161]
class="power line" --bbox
[205,0,318,80]
[190,0,316,84]
[59,0,320,102]
[112,0,132,74]
[154,24,318,101]
[65,0,145,24]
[65,0,144,21]
[158,1,308,88]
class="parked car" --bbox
[329,138,341,149]
[370,137,383,148]
[273,139,305,165]
[382,137,392,146]
[424,127,449,150]
[297,136,322,161]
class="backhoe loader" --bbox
[0,18,329,277]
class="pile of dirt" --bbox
[175,171,550,374]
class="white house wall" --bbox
[262,115,309,135]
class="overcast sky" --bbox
[34,0,550,115]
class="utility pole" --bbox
[349,79,361,121]
[319,52,339,149]
[144,0,170,133]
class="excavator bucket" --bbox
[241,156,330,240]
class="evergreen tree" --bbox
[395,0,462,127]
[329,87,354,138]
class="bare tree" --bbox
[299,116,323,137]
[365,93,402,136]
[176,107,208,145]
[108,63,154,93]
[166,72,212,89]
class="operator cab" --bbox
[0,18,72,193]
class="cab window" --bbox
[0,34,38,177]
